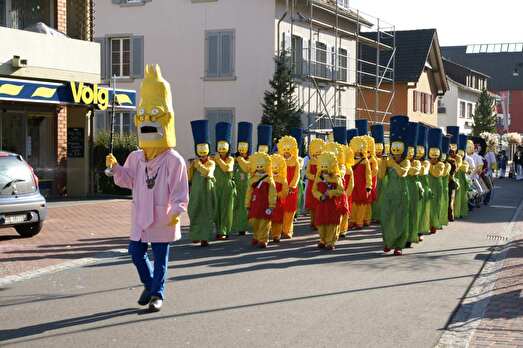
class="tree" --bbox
[472,88,497,136]
[261,49,302,142]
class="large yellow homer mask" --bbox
[135,64,176,149]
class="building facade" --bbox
[442,43,523,134]
[357,29,448,129]
[95,0,386,159]
[0,0,135,197]
[437,59,489,134]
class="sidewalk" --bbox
[0,199,189,278]
[437,185,523,348]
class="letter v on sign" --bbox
[70,81,83,103]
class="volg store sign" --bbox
[0,77,136,110]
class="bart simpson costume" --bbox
[349,136,372,229]
[277,136,301,238]
[232,122,253,235]
[106,64,189,312]
[305,138,325,228]
[380,115,411,256]
[188,120,216,247]
[245,152,277,248]
[214,122,237,239]
[270,153,289,242]
[313,151,347,250]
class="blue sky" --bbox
[348,0,523,46]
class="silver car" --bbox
[0,152,47,237]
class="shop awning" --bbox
[0,77,136,111]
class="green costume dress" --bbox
[440,173,450,226]
[428,168,443,230]
[188,160,217,241]
[406,173,422,243]
[418,173,432,234]
[455,169,469,218]
[232,158,250,233]
[214,156,237,236]
[380,164,410,249]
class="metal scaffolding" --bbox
[279,0,396,135]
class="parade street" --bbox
[1,179,522,348]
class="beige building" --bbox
[94,0,389,159]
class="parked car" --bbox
[0,152,47,237]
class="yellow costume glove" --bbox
[106,153,118,168]
[168,213,180,227]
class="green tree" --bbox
[261,49,302,142]
[472,88,497,136]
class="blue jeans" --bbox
[128,241,170,299]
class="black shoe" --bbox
[405,242,412,249]
[239,231,246,236]
[148,296,163,312]
[137,289,151,306]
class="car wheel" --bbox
[15,222,43,238]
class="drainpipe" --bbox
[277,0,289,56]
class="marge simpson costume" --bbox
[246,152,277,248]
[370,124,386,224]
[356,120,377,226]
[427,128,444,234]
[380,115,411,256]
[188,120,216,247]
[232,122,253,235]
[214,122,237,240]
[106,64,189,312]
[405,122,423,247]
[313,152,347,251]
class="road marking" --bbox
[435,198,523,348]
[0,249,128,287]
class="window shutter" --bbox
[206,32,219,77]
[112,0,123,4]
[413,91,417,112]
[131,35,144,79]
[430,95,434,114]
[302,39,309,75]
[94,37,107,81]
[284,32,292,54]
[220,31,234,77]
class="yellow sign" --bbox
[70,82,109,110]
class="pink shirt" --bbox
[113,149,189,243]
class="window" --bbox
[291,35,303,76]
[338,48,348,81]
[467,103,473,118]
[459,101,466,118]
[95,111,134,137]
[205,30,235,79]
[111,38,131,78]
[315,41,327,78]
[205,108,234,151]
[96,35,144,81]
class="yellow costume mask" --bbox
[277,136,298,161]
[318,152,339,176]
[309,138,325,160]
[429,148,441,160]
[466,140,474,156]
[250,152,272,177]
[390,141,405,157]
[258,145,269,154]
[375,143,384,157]
[135,64,176,150]
[238,142,249,156]
[407,147,415,160]
[217,141,230,156]
[271,154,287,180]
[457,149,465,157]
[350,136,368,160]
[196,143,209,157]
[384,143,391,156]
[415,145,425,160]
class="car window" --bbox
[0,157,36,195]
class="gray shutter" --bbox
[131,35,144,79]
[112,0,123,4]
[206,32,219,77]
[220,31,234,77]
[94,37,107,81]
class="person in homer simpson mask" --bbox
[106,64,189,312]
[188,120,216,247]
[214,122,237,240]
[232,122,253,236]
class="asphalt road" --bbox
[1,179,522,348]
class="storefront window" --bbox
[6,0,53,30]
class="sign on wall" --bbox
[67,127,85,158]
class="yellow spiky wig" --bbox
[249,152,272,177]
[317,151,340,176]
[364,135,376,158]
[308,138,325,158]
[345,145,355,167]
[349,136,368,158]
[277,136,298,159]
[271,154,287,181]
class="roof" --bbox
[361,29,448,93]
[442,45,523,91]
[312,0,374,27]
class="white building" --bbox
[438,58,489,134]
[94,0,387,160]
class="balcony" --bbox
[0,26,100,83]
